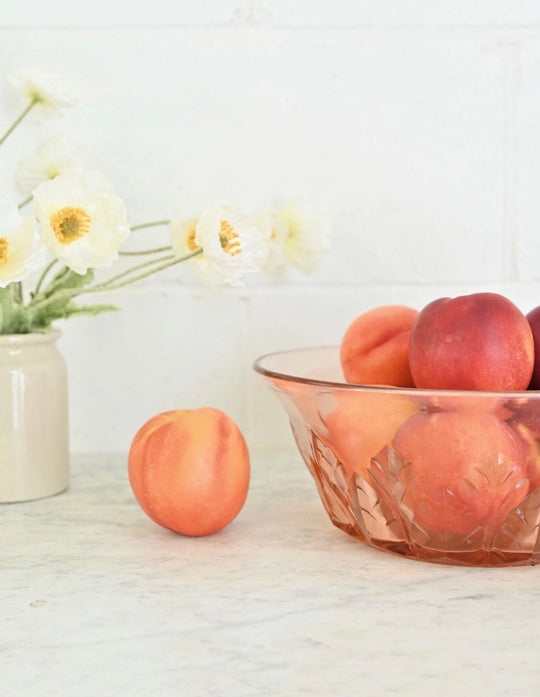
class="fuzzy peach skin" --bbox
[128,407,250,536]
[392,411,529,538]
[323,391,419,480]
[409,292,534,391]
[340,305,418,387]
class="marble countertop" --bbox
[2,448,540,697]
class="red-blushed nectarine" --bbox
[128,407,250,536]
[340,305,418,387]
[409,292,534,391]
[392,410,529,538]
[526,306,540,390]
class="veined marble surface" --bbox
[2,448,540,697]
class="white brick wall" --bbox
[2,2,540,452]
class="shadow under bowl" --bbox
[254,346,540,567]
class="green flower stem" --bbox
[32,253,174,308]
[0,98,38,148]
[130,220,170,231]
[33,259,61,296]
[12,282,23,305]
[26,249,203,318]
[39,265,71,300]
[17,195,33,209]
[40,245,175,298]
[120,245,172,256]
[79,250,202,294]
[90,252,178,288]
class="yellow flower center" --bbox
[219,220,241,257]
[50,207,91,245]
[186,225,199,252]
[0,237,9,266]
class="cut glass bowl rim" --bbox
[253,345,540,398]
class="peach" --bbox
[323,390,419,480]
[392,411,529,537]
[340,305,418,387]
[409,292,534,391]
[128,407,250,536]
[526,306,540,389]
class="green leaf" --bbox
[27,293,119,332]
[0,286,31,334]
[60,302,120,320]
[33,268,95,302]
[25,268,112,331]
[52,268,95,293]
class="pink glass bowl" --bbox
[254,346,540,567]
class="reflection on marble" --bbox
[1,449,540,696]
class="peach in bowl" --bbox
[253,346,540,567]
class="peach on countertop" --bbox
[128,407,250,536]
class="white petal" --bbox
[15,135,79,196]
[0,208,46,287]
[260,202,331,274]
[33,167,130,275]
[0,196,21,235]
[11,64,102,110]
[195,202,267,286]
[169,218,199,258]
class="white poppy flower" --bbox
[0,197,47,288]
[15,135,78,197]
[193,202,267,287]
[32,168,130,275]
[11,65,90,110]
[169,217,224,286]
[258,202,331,274]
